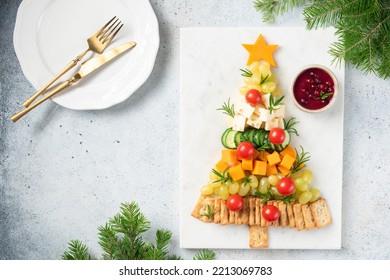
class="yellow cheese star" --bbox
[242,34,279,67]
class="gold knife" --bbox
[11,41,137,122]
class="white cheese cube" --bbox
[277,117,285,129]
[235,100,255,118]
[226,116,234,127]
[247,113,262,129]
[273,104,285,118]
[262,93,271,109]
[254,104,266,116]
[258,108,271,122]
[265,118,279,131]
[232,114,246,131]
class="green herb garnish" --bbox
[316,91,333,100]
[217,98,235,118]
[240,68,253,77]
[211,168,231,184]
[290,146,311,175]
[200,204,214,219]
[259,74,270,85]
[269,94,285,114]
[284,117,299,136]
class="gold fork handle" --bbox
[11,78,76,122]
[22,49,90,107]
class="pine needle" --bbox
[193,249,216,260]
[62,240,92,260]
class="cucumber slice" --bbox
[225,130,239,149]
[280,130,291,150]
[221,128,232,148]
[253,130,263,148]
[241,129,252,143]
[234,131,243,146]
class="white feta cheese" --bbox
[247,113,262,129]
[232,114,246,131]
[262,93,271,109]
[226,116,234,127]
[278,117,285,129]
[235,100,255,118]
[253,104,265,116]
[258,108,271,122]
[265,118,279,131]
[273,104,285,118]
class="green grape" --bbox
[244,76,261,85]
[200,184,214,196]
[261,82,276,93]
[238,182,250,196]
[228,181,240,194]
[219,185,230,200]
[310,188,321,202]
[259,177,270,194]
[294,177,309,192]
[209,170,219,181]
[248,61,260,72]
[290,170,304,179]
[299,191,312,204]
[249,188,258,196]
[276,173,284,180]
[268,175,279,186]
[270,186,281,196]
[248,175,259,189]
[302,170,313,184]
[239,85,249,95]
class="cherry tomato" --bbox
[277,177,295,195]
[237,142,255,160]
[227,194,244,211]
[269,128,286,145]
[262,205,280,222]
[245,89,262,106]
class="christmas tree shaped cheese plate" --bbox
[180,27,344,249]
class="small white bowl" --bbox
[290,64,338,113]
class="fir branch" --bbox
[254,0,307,23]
[62,240,92,260]
[62,201,216,260]
[193,249,216,260]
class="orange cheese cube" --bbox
[222,150,237,164]
[215,159,228,173]
[266,164,278,176]
[267,151,281,166]
[279,154,295,170]
[252,149,261,160]
[252,160,267,176]
[229,164,245,181]
[280,145,296,158]
[242,159,253,171]
[257,150,271,162]
[277,165,290,176]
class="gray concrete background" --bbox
[1,0,389,260]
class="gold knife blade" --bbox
[11,41,137,122]
[74,41,136,80]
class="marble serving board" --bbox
[180,27,344,249]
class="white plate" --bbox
[14,0,159,110]
[180,27,344,249]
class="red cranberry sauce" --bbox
[293,68,335,110]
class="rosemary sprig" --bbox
[269,94,285,114]
[216,98,235,118]
[259,74,270,85]
[211,169,231,184]
[200,204,214,219]
[290,146,311,175]
[255,191,273,204]
[316,91,333,100]
[283,117,299,136]
[255,191,296,205]
[240,68,253,77]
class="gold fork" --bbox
[22,16,123,107]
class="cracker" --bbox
[310,198,332,228]
[214,198,221,224]
[248,197,255,226]
[220,200,229,225]
[287,204,295,228]
[191,195,206,219]
[293,203,305,231]
[301,204,316,230]
[240,198,249,225]
[249,226,269,248]
[278,201,288,227]
[199,197,215,223]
